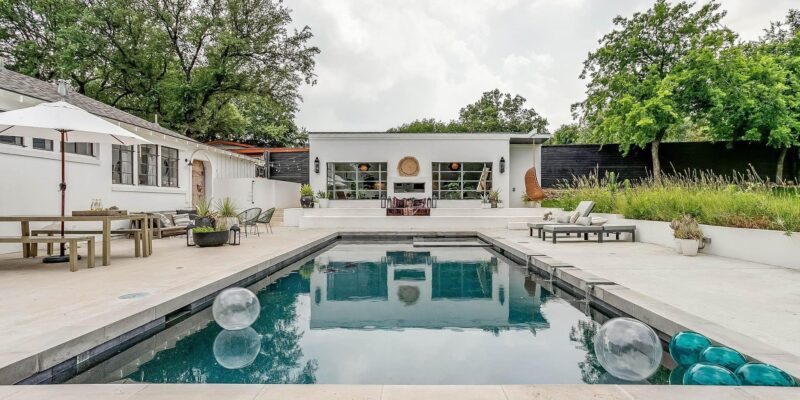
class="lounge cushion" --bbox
[576,217,591,226]
[569,211,581,223]
[153,213,173,227]
[173,213,191,227]
[591,216,609,226]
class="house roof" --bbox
[205,140,256,148]
[309,131,551,144]
[205,139,309,157]
[0,67,194,143]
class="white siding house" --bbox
[0,67,298,253]
[308,132,549,208]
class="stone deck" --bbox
[0,226,798,398]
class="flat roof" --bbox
[309,131,551,144]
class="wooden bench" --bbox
[0,236,95,271]
[30,229,143,257]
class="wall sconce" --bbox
[499,157,505,174]
[314,157,320,174]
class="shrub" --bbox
[551,170,800,233]
[300,184,314,197]
[670,215,704,240]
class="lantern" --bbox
[500,157,505,174]
[314,157,320,174]
[229,225,241,245]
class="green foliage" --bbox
[551,171,800,233]
[315,190,327,200]
[670,215,704,239]
[299,184,314,197]
[194,197,214,218]
[192,226,225,233]
[214,197,238,218]
[572,0,732,178]
[487,189,501,201]
[389,89,548,134]
[0,0,318,146]
[548,123,593,144]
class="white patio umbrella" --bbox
[0,101,151,262]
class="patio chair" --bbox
[528,200,596,237]
[237,207,262,237]
[256,208,276,234]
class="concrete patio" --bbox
[0,226,798,398]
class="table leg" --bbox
[102,218,111,266]
[134,231,141,257]
[68,239,77,272]
[143,216,152,257]
[88,238,96,268]
[21,221,30,257]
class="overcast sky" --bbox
[288,0,795,132]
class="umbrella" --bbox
[0,101,150,262]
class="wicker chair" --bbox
[237,207,262,237]
[256,208,276,234]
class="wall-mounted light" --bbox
[499,157,505,174]
[314,157,320,174]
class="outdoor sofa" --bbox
[138,210,195,238]
[386,197,432,216]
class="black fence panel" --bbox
[268,151,309,184]
[541,142,798,188]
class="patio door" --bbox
[192,160,206,206]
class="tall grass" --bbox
[553,169,800,233]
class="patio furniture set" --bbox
[528,201,637,243]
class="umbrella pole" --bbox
[43,130,70,263]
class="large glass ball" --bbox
[213,327,261,369]
[669,331,711,366]
[700,346,747,372]
[593,318,663,382]
[212,287,260,330]
[735,363,796,387]
[683,363,740,386]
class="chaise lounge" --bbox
[542,224,636,243]
[528,200,596,237]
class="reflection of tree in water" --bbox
[128,271,317,383]
[569,319,604,384]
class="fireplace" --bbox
[394,182,425,194]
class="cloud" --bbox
[288,0,797,132]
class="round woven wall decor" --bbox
[397,156,420,177]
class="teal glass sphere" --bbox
[683,363,741,386]
[735,363,796,387]
[700,346,747,371]
[669,365,688,385]
[669,331,711,366]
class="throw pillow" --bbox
[556,213,571,223]
[591,216,609,226]
[569,211,581,223]
[153,213,173,227]
[576,217,591,226]
[173,213,191,227]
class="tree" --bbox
[548,123,592,144]
[572,0,731,181]
[0,0,318,146]
[388,89,548,133]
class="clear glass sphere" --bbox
[683,363,740,386]
[212,287,260,330]
[593,317,663,381]
[212,327,261,369]
[669,331,711,366]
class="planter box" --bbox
[596,213,800,269]
[193,231,229,247]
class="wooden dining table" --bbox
[0,214,152,266]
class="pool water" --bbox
[70,243,670,385]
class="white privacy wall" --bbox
[213,178,300,211]
[0,89,258,254]
[309,133,534,207]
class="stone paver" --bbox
[484,229,800,359]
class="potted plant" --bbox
[215,197,239,230]
[191,226,229,247]
[480,194,490,209]
[670,215,704,256]
[300,184,315,208]
[194,197,215,228]
[316,190,329,208]
[488,190,501,208]
[521,193,538,208]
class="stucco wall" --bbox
[309,133,540,207]
[213,178,300,211]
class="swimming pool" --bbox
[69,243,671,385]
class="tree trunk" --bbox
[775,147,788,183]
[651,138,663,184]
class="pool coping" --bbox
[2,230,799,386]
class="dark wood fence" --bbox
[267,151,309,184]
[541,142,798,188]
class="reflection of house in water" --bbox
[310,245,550,330]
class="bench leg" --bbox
[583,232,588,241]
[632,232,636,242]
[529,227,533,237]
[552,233,557,244]
[134,232,142,257]
[598,233,604,243]
[68,239,77,272]
[615,232,620,240]
[537,228,542,238]
[88,238,95,268]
